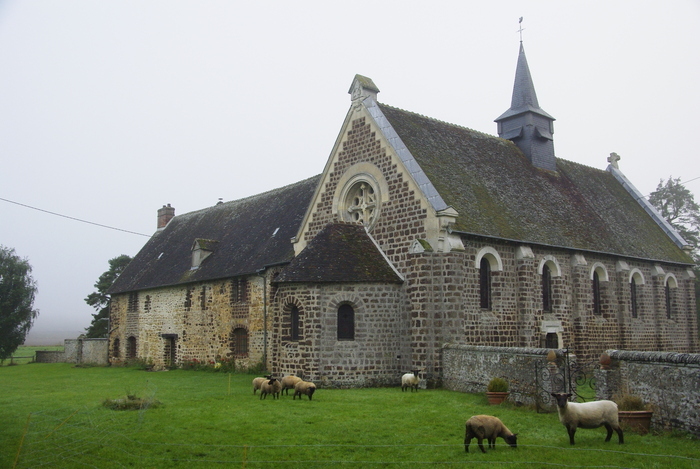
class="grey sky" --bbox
[1,1,698,344]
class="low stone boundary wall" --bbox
[34,338,108,365]
[442,344,570,407]
[35,351,65,363]
[595,350,700,435]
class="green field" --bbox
[1,363,698,468]
[3,345,64,365]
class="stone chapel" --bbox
[108,44,698,386]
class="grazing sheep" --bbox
[551,393,624,445]
[260,378,282,400]
[401,370,420,392]
[464,415,518,453]
[280,375,303,396]
[293,380,317,400]
[252,375,272,395]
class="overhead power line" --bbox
[0,197,151,237]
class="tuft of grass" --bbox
[103,394,161,410]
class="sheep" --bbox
[280,375,303,396]
[550,393,624,445]
[293,380,317,400]
[464,415,518,453]
[401,370,420,392]
[260,377,282,400]
[252,375,272,395]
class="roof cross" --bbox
[518,17,525,42]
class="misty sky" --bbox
[1,1,698,344]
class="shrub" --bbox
[487,377,509,392]
[616,394,649,411]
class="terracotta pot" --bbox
[485,391,509,405]
[618,411,653,435]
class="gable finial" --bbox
[518,17,525,43]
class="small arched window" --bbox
[542,264,553,313]
[231,328,249,356]
[479,257,492,310]
[592,271,602,315]
[291,306,301,341]
[112,338,121,358]
[630,277,638,318]
[337,304,355,340]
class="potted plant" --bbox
[486,377,509,405]
[616,394,653,435]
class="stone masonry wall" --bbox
[442,344,570,408]
[109,275,268,370]
[595,350,700,435]
[272,282,407,388]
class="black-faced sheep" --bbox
[293,380,316,400]
[464,415,518,453]
[401,370,420,392]
[551,393,624,445]
[260,378,282,400]
[280,375,303,396]
[252,375,272,395]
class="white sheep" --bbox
[252,375,272,395]
[293,380,317,400]
[550,393,624,445]
[280,375,303,396]
[260,378,282,400]
[464,415,518,453]
[401,370,420,392]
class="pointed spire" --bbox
[495,42,557,171]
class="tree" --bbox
[648,177,700,324]
[84,254,132,338]
[0,246,39,361]
[648,177,700,261]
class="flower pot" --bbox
[485,391,509,405]
[618,411,653,435]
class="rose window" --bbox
[341,180,379,227]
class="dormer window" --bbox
[191,238,219,269]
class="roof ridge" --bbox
[377,102,496,139]
[177,174,321,219]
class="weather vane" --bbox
[518,17,524,42]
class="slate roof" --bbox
[108,176,321,294]
[275,223,403,284]
[377,103,693,265]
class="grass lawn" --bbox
[3,345,64,365]
[1,363,698,468]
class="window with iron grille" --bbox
[232,328,248,356]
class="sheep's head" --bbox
[551,393,573,408]
[505,433,518,448]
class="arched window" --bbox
[479,257,492,310]
[291,306,301,341]
[337,304,355,340]
[630,277,638,318]
[112,338,121,358]
[664,274,678,319]
[126,336,137,359]
[542,264,553,313]
[231,327,249,356]
[592,271,602,315]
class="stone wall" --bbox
[442,344,570,407]
[109,275,267,370]
[595,350,700,435]
[35,339,108,365]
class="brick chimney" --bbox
[157,204,175,230]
